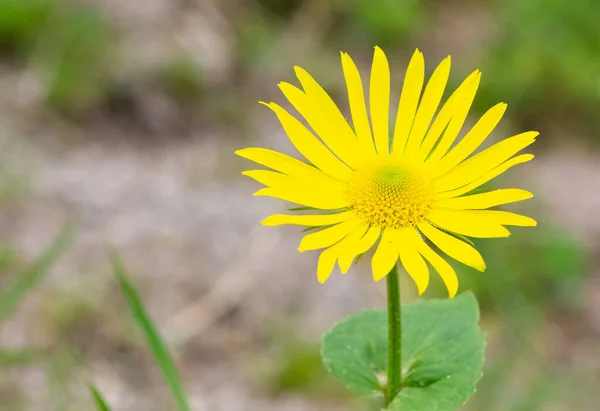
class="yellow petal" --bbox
[254,187,347,210]
[370,46,391,156]
[262,102,352,181]
[298,217,362,251]
[262,211,355,227]
[243,170,291,187]
[403,56,451,159]
[416,70,480,163]
[425,71,481,165]
[392,49,425,155]
[334,222,369,273]
[434,131,537,191]
[290,69,361,167]
[338,225,381,273]
[412,233,459,298]
[427,209,511,238]
[466,210,537,227]
[317,246,339,283]
[318,224,375,283]
[372,228,399,281]
[242,170,345,205]
[341,52,377,159]
[397,228,429,295]
[432,102,507,176]
[437,154,534,200]
[316,230,370,283]
[235,147,346,189]
[418,222,486,271]
[437,189,533,209]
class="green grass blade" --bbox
[0,221,76,323]
[88,382,113,411]
[109,250,191,411]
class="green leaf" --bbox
[321,293,485,411]
[88,382,113,411]
[0,221,75,323]
[322,310,387,396]
[109,251,191,411]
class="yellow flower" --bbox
[236,47,536,297]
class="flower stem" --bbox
[385,263,402,406]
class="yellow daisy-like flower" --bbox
[236,47,537,298]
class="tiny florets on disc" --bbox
[347,158,434,229]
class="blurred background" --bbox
[0,0,599,410]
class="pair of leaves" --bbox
[321,292,485,410]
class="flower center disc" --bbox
[347,158,434,229]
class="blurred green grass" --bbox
[108,251,191,411]
[0,223,75,410]
[88,382,112,411]
[475,0,600,135]
[0,0,114,114]
[0,222,75,322]
[0,233,193,410]
[1,0,598,139]
[0,0,54,56]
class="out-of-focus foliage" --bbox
[268,340,337,395]
[255,0,304,20]
[344,0,424,47]
[161,57,204,105]
[0,0,54,56]
[259,327,378,410]
[461,226,587,316]
[0,225,75,409]
[235,10,279,69]
[0,242,19,273]
[40,7,114,114]
[477,0,600,133]
[0,0,115,114]
[0,223,75,323]
[260,320,351,399]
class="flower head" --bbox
[237,47,536,297]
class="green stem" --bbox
[386,263,402,406]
